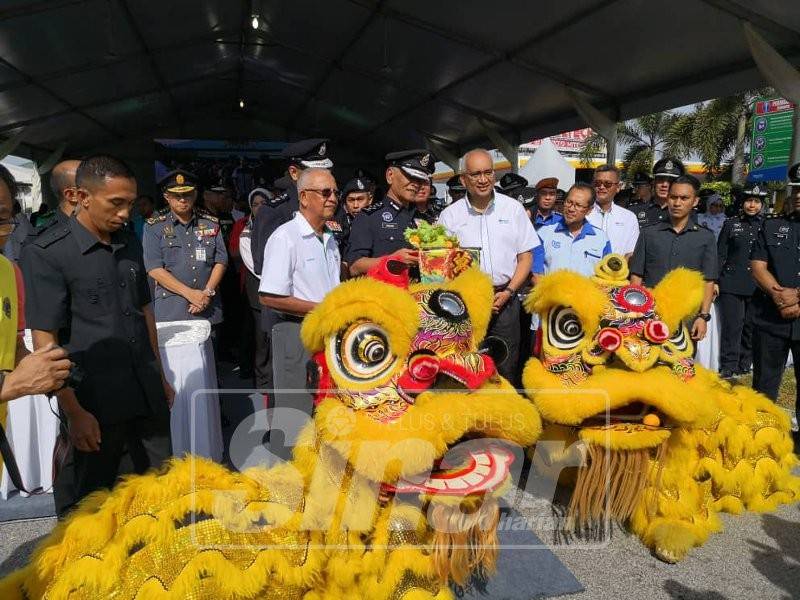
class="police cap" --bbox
[281,138,333,169]
[788,162,800,187]
[653,157,685,178]
[341,177,370,198]
[446,174,466,192]
[385,149,435,180]
[515,186,537,208]
[158,169,197,194]
[496,172,528,196]
[742,180,769,197]
[633,171,653,185]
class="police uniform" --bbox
[1,213,34,263]
[19,214,170,516]
[628,159,684,228]
[750,163,800,421]
[330,176,371,253]
[629,219,717,287]
[344,150,435,265]
[496,172,528,198]
[142,171,228,324]
[716,183,767,376]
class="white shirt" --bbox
[259,212,341,302]
[437,192,540,286]
[587,201,640,255]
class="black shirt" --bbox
[344,196,432,264]
[19,217,165,425]
[629,220,718,287]
[628,200,669,229]
[251,186,299,275]
[750,214,800,339]
[717,213,763,296]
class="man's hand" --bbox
[492,289,513,314]
[779,304,800,320]
[1,343,71,401]
[67,407,101,452]
[185,289,210,311]
[391,248,419,265]
[690,317,708,341]
[162,376,175,409]
[770,285,799,309]
[713,283,719,299]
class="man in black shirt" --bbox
[630,174,717,342]
[20,155,174,516]
[750,162,800,440]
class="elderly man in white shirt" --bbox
[437,149,539,384]
[587,164,640,258]
[259,168,341,457]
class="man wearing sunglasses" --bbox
[259,168,342,458]
[346,150,436,276]
[587,164,639,258]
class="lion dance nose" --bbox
[397,351,496,397]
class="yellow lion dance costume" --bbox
[0,260,540,599]
[523,254,800,563]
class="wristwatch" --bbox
[696,312,711,322]
[504,286,517,296]
[203,288,216,297]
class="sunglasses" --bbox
[303,188,341,200]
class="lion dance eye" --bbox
[547,306,584,350]
[331,322,397,382]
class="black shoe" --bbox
[720,370,735,380]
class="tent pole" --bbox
[567,88,617,166]
[478,119,519,173]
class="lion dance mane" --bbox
[0,259,540,599]
[523,254,800,562]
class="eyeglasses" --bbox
[303,188,341,199]
[564,200,590,210]
[593,180,618,189]
[465,169,495,181]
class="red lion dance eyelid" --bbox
[366,255,410,288]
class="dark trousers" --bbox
[488,294,521,386]
[717,293,754,373]
[752,328,800,419]
[53,413,171,517]
[516,293,533,385]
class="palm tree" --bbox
[578,111,681,181]
[665,88,772,184]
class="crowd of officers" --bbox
[1,140,800,516]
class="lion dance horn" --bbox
[366,254,411,288]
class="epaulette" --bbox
[360,203,382,215]
[269,192,290,207]
[325,220,343,233]
[197,210,219,223]
[146,208,168,225]
[33,224,70,249]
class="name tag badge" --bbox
[381,222,398,230]
[498,218,510,224]
[195,247,207,261]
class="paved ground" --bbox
[0,502,796,599]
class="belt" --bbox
[272,310,304,324]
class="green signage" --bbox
[750,97,795,182]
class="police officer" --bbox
[20,155,173,516]
[716,181,766,379]
[632,171,653,204]
[630,174,717,341]
[629,158,685,228]
[251,139,333,278]
[446,174,467,205]
[330,176,372,252]
[750,163,800,441]
[143,170,228,324]
[346,149,435,276]
[413,177,440,223]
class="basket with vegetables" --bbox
[404,221,480,283]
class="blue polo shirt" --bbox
[533,210,564,231]
[533,220,611,276]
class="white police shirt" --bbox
[587,201,640,256]
[259,212,340,302]
[437,192,540,286]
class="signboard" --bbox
[521,128,603,157]
[749,97,795,182]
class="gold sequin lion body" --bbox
[0,261,540,599]
[523,254,800,563]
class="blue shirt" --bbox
[533,210,564,230]
[534,220,611,276]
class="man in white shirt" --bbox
[437,149,539,384]
[259,168,341,457]
[587,164,640,258]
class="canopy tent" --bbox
[0,0,798,175]
[518,138,576,189]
